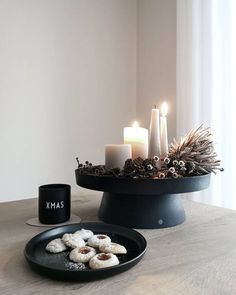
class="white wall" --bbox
[0,0,137,202]
[0,0,177,202]
[136,0,176,140]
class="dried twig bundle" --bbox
[168,125,224,176]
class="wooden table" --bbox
[0,192,236,295]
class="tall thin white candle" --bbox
[160,102,169,159]
[148,106,161,158]
[124,121,148,159]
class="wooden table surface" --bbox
[0,191,236,295]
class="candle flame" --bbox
[133,121,139,127]
[161,102,168,116]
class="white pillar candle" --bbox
[105,144,131,170]
[148,106,161,158]
[160,102,169,159]
[124,121,148,159]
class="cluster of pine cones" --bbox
[76,125,223,179]
[122,156,203,179]
[123,157,159,179]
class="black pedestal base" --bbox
[99,192,186,229]
[76,172,211,229]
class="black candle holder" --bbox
[75,169,210,229]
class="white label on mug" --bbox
[46,201,64,209]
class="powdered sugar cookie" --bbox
[87,234,111,248]
[45,238,67,253]
[89,253,119,269]
[62,233,85,249]
[99,242,127,254]
[69,246,96,263]
[74,228,93,240]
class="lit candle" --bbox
[148,105,161,158]
[105,144,131,170]
[124,121,148,159]
[160,102,169,159]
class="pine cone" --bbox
[123,159,135,174]
[133,157,144,168]
[123,157,159,178]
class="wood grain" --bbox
[0,192,235,295]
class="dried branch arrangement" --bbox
[168,125,223,176]
[76,125,223,179]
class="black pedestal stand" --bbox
[75,171,210,229]
[99,193,185,229]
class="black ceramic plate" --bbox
[24,222,147,281]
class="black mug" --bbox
[38,184,71,224]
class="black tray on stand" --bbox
[75,170,210,229]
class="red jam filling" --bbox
[97,235,106,239]
[79,247,90,254]
[98,254,111,261]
